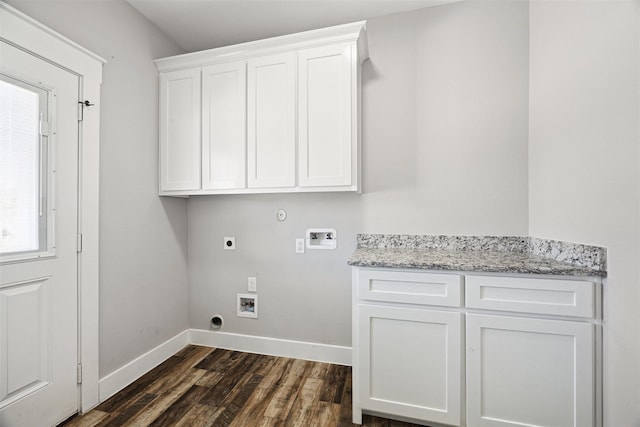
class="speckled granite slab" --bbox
[349,234,607,277]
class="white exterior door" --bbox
[0,41,79,426]
[358,304,462,426]
[466,314,594,427]
[247,52,296,189]
[298,43,353,187]
[202,61,246,190]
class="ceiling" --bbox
[126,0,458,53]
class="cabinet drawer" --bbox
[357,270,462,307]
[466,275,594,318]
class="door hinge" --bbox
[77,363,83,384]
[77,234,83,253]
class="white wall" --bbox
[528,1,640,425]
[188,0,530,345]
[5,0,190,377]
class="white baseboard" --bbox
[189,329,352,366]
[98,330,190,402]
[98,329,352,403]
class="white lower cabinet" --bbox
[466,314,594,427]
[358,305,462,426]
[352,268,601,427]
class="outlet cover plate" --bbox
[224,236,236,250]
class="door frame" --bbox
[0,1,104,413]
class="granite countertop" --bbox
[348,235,607,277]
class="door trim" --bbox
[0,1,105,413]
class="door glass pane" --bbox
[0,76,49,257]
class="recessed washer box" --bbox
[237,293,258,318]
[306,228,337,250]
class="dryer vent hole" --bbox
[211,315,223,329]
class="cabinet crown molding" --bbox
[154,20,368,72]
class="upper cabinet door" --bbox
[298,43,354,188]
[247,52,296,189]
[202,61,247,190]
[159,69,201,192]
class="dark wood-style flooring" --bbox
[60,345,423,427]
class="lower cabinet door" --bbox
[466,314,594,427]
[358,305,462,426]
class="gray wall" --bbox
[528,1,640,425]
[188,1,530,344]
[6,0,190,377]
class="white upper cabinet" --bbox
[159,69,201,192]
[155,21,368,196]
[298,43,355,188]
[202,61,246,190]
[247,52,296,189]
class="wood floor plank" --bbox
[337,367,355,427]
[144,346,212,395]
[284,376,324,426]
[172,403,222,427]
[122,367,207,426]
[309,361,331,380]
[211,373,263,426]
[97,393,156,427]
[195,369,225,388]
[262,359,311,421]
[310,401,341,427]
[199,352,258,407]
[256,357,294,391]
[206,350,247,373]
[228,381,276,426]
[194,348,229,370]
[228,357,302,426]
[148,385,209,427]
[319,363,349,404]
[252,354,279,376]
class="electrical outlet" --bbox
[248,277,257,292]
[224,237,236,250]
[296,238,305,254]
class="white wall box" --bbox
[159,69,201,192]
[155,21,368,196]
[352,268,603,427]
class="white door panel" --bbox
[298,43,353,187]
[202,61,246,190]
[0,278,51,404]
[159,68,201,192]
[0,41,79,427]
[358,304,462,425]
[247,52,296,188]
[466,314,594,427]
